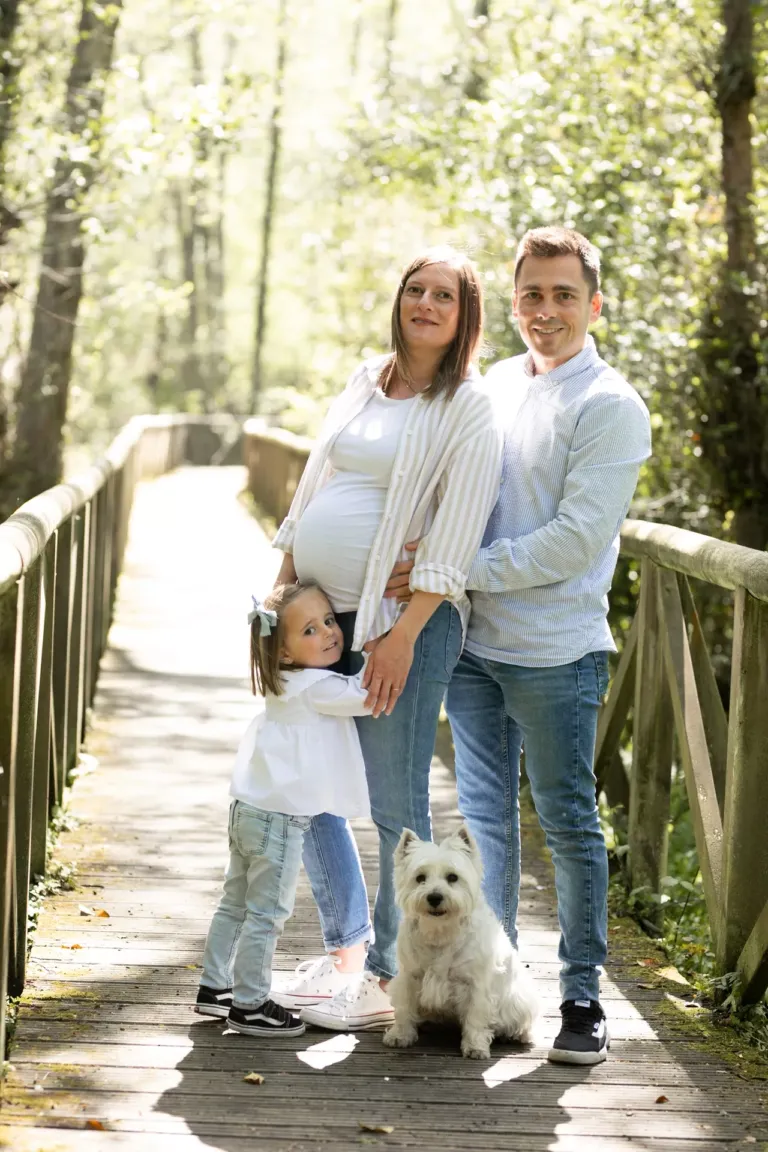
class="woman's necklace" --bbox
[386,362,430,397]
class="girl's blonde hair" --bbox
[249,580,323,698]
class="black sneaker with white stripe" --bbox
[228,998,306,1037]
[548,999,609,1065]
[195,985,233,1018]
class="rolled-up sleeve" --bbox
[411,397,503,599]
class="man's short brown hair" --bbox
[514,227,601,297]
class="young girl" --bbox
[195,581,372,1037]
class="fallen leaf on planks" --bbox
[95,909,110,918]
[243,1072,265,1085]
[655,1095,669,1104]
[359,1122,394,1134]
[86,1119,105,1130]
[655,965,689,986]
[63,944,83,950]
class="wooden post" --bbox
[9,558,43,994]
[719,590,768,982]
[51,517,74,806]
[627,560,674,924]
[65,511,86,777]
[30,535,57,878]
[0,580,20,1065]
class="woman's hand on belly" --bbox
[275,552,298,586]
[362,628,414,718]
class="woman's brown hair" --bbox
[249,581,322,698]
[382,246,484,401]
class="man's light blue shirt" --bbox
[465,335,652,667]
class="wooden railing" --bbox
[244,423,768,1005]
[0,414,237,1063]
[595,520,768,1004]
[242,418,312,523]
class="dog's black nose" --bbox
[427,892,443,908]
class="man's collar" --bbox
[523,334,599,382]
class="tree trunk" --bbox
[192,30,231,409]
[697,0,767,552]
[464,0,491,100]
[382,0,399,94]
[250,0,288,412]
[0,0,22,163]
[349,0,363,78]
[172,182,202,403]
[717,0,755,277]
[8,0,122,511]
[0,0,23,309]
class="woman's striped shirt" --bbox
[273,355,503,652]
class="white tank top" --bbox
[292,390,414,611]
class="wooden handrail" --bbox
[0,414,238,1071]
[621,519,768,603]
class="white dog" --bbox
[383,824,540,1060]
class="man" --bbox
[389,226,650,1064]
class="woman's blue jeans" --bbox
[445,648,610,1003]
[302,602,462,980]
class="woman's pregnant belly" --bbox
[292,474,387,612]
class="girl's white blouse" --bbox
[229,668,371,820]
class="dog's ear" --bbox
[395,827,420,864]
[448,823,480,857]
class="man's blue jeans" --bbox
[445,648,610,1003]
[302,602,463,980]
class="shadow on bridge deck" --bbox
[1,466,766,1151]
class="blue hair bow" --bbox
[248,596,278,637]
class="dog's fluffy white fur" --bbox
[383,824,540,1060]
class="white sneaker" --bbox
[271,956,358,1011]
[299,971,394,1031]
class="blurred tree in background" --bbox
[0,0,764,546]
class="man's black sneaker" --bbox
[195,985,233,1018]
[548,999,609,1065]
[228,999,306,1037]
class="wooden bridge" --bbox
[0,416,767,1149]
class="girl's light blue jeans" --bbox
[201,800,310,1007]
[302,602,463,980]
[445,648,610,1003]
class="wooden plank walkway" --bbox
[1,466,767,1151]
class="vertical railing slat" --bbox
[0,579,21,1067]
[719,591,768,981]
[9,556,43,995]
[64,511,86,778]
[30,535,57,879]
[627,559,674,924]
[51,517,74,808]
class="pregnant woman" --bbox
[271,247,502,1030]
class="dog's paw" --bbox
[461,1029,492,1060]
[383,1024,418,1049]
